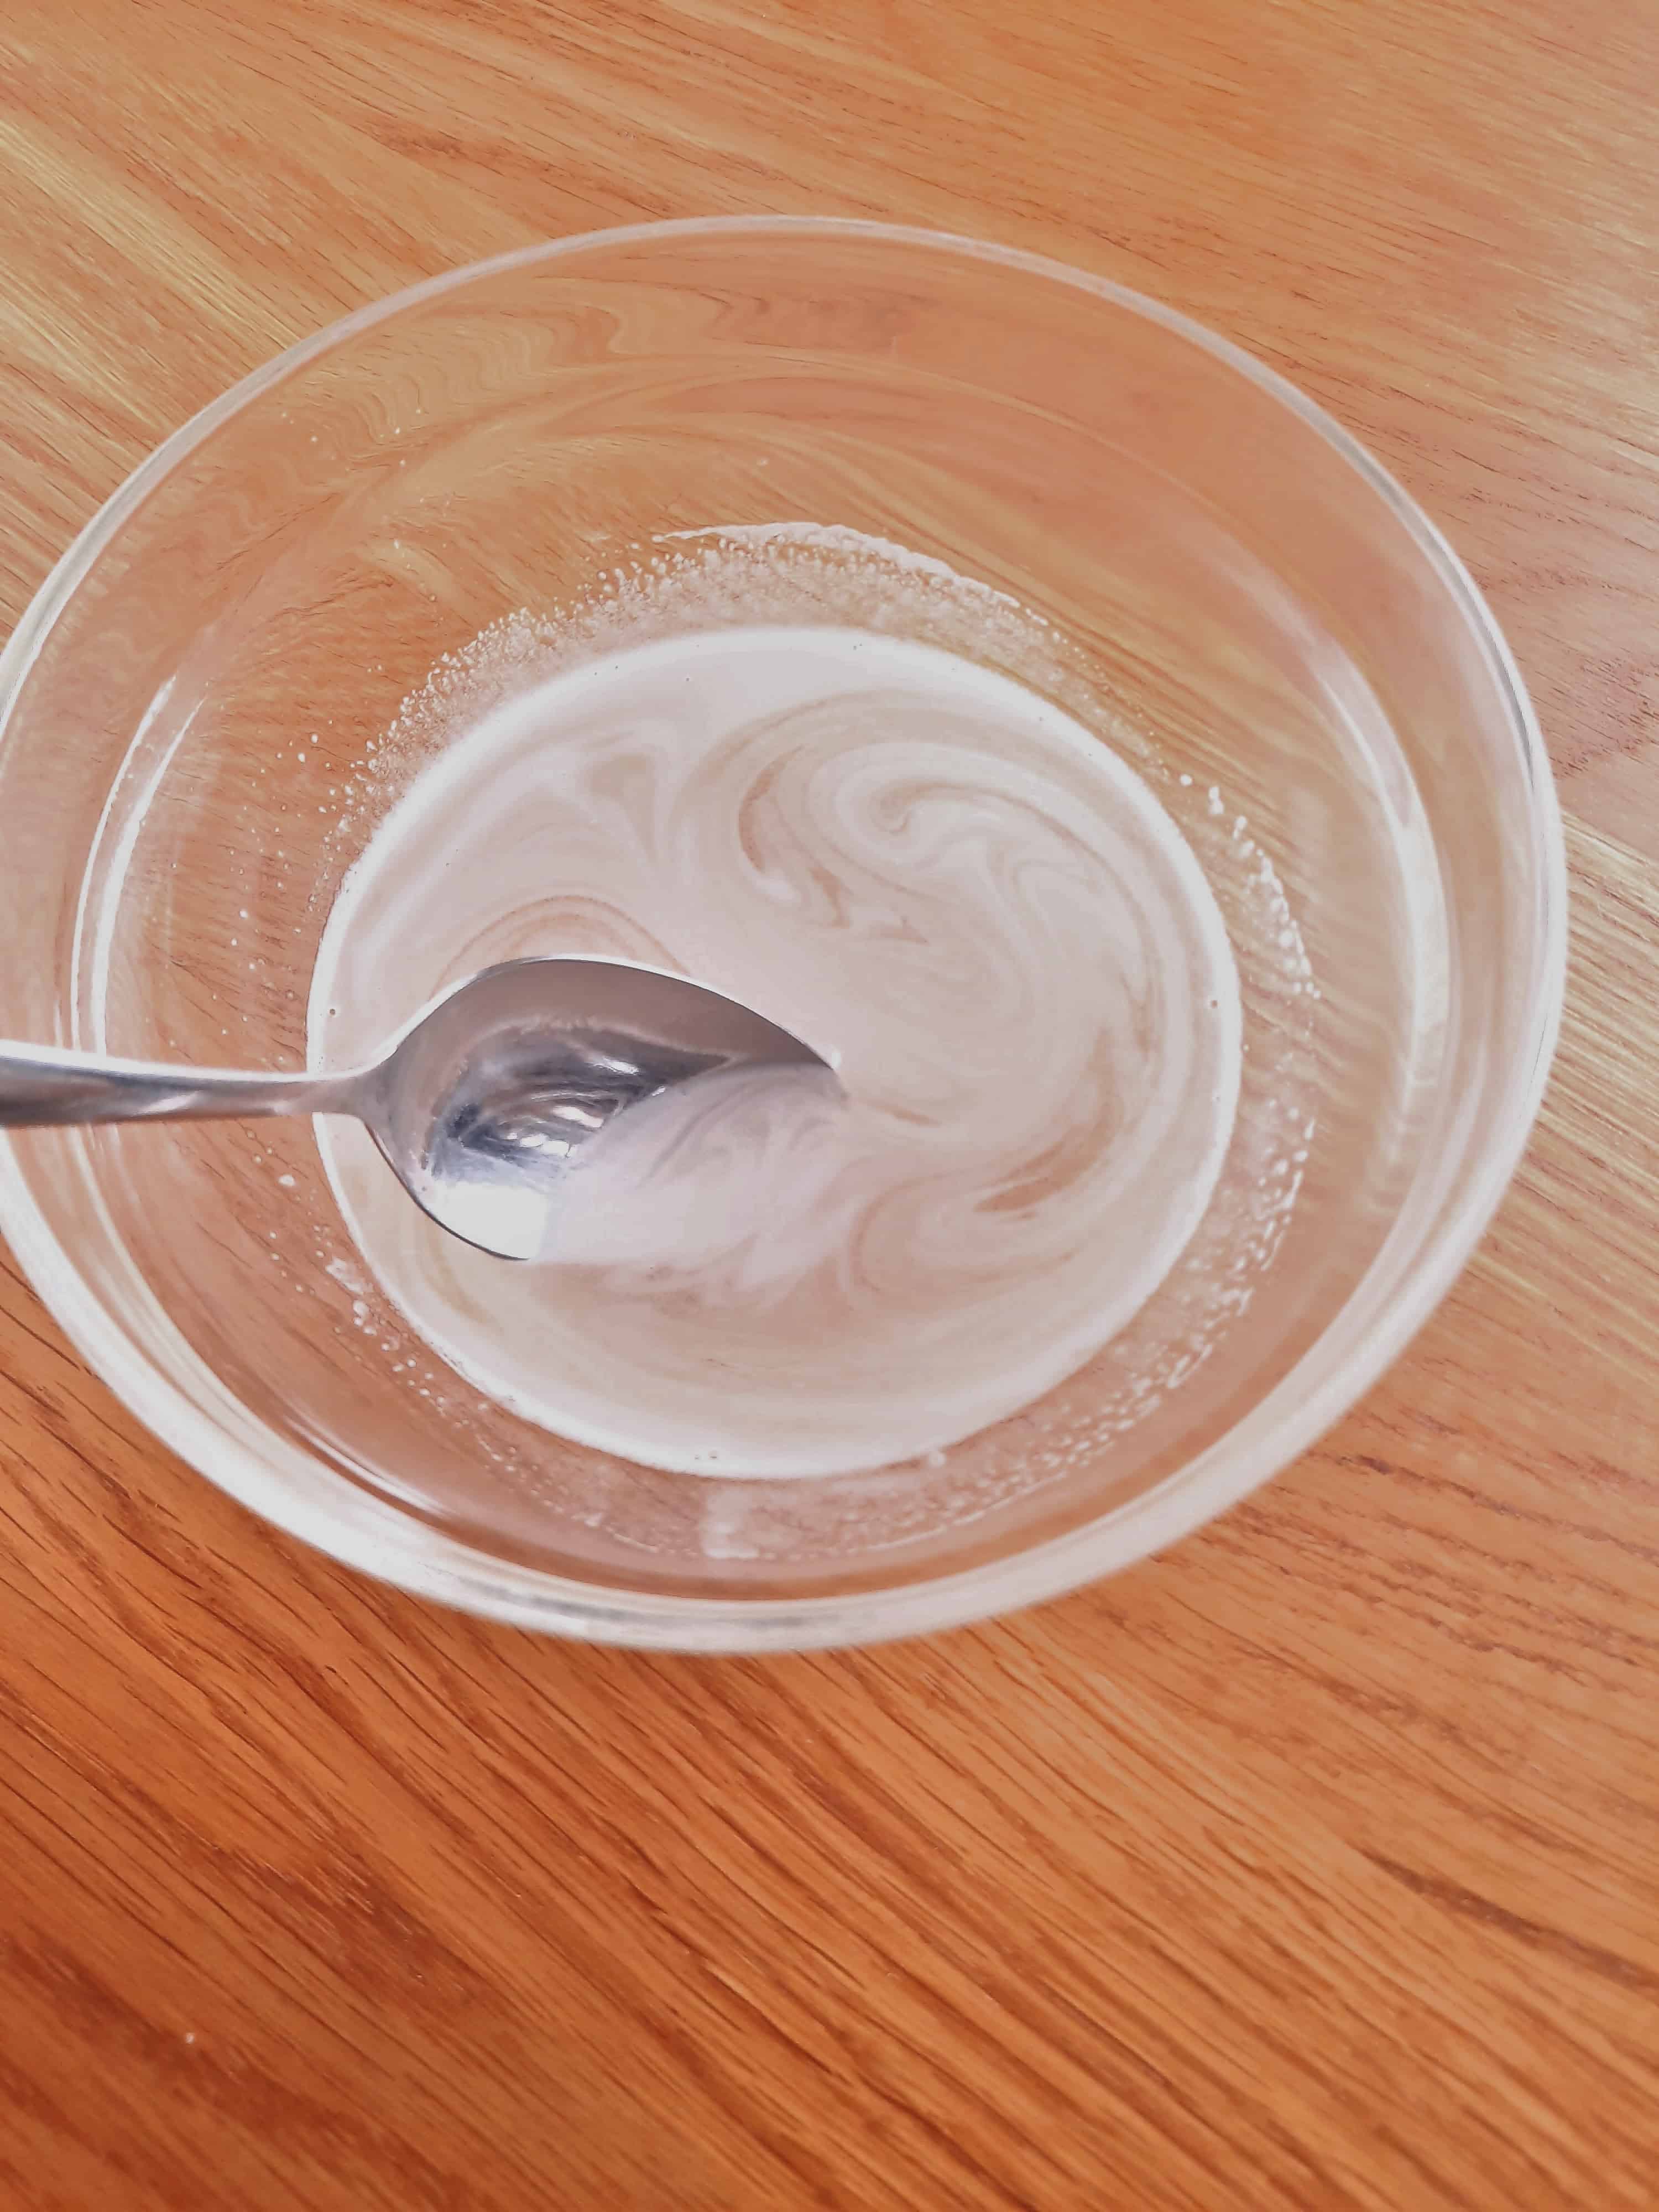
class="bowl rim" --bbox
[0,213,1567,1651]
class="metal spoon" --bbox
[0,958,834,1260]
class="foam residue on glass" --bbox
[307,526,1314,1483]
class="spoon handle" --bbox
[0,1042,356,1129]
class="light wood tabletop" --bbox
[2,3,1656,2205]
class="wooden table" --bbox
[2,3,1656,2204]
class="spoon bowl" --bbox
[369,960,834,1259]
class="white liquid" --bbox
[311,626,1241,1476]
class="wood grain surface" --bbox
[3,2,1657,2205]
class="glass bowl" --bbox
[0,218,1564,1650]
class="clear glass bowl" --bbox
[0,218,1564,1650]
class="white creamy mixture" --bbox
[311,623,1241,1476]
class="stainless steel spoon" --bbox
[0,958,834,1261]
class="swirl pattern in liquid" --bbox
[311,625,1240,1475]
